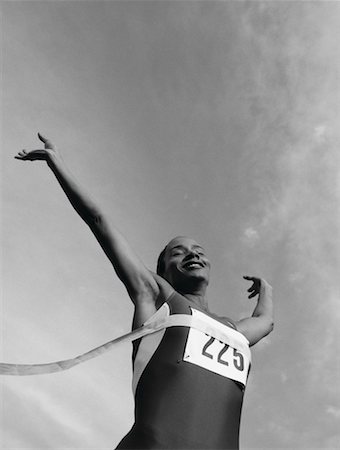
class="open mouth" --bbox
[182,260,204,270]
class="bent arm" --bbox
[236,278,274,346]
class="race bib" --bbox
[183,309,250,387]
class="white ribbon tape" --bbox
[0,306,250,376]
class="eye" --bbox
[171,250,184,256]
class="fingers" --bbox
[15,134,55,161]
[247,283,258,298]
[38,132,54,149]
[243,275,260,284]
[243,275,260,299]
[243,276,271,300]
[37,132,47,143]
[248,290,258,299]
[14,150,29,160]
[243,275,260,282]
[14,149,47,161]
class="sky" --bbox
[1,1,340,449]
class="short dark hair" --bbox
[156,246,167,276]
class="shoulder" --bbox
[209,312,237,330]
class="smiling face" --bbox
[161,236,211,290]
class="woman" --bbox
[16,134,274,449]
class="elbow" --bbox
[260,316,274,338]
[267,318,274,335]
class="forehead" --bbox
[166,236,204,252]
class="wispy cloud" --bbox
[314,124,328,143]
[326,405,340,420]
[241,227,260,247]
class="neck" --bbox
[183,292,209,311]
[177,281,209,311]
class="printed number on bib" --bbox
[183,309,250,386]
[202,336,245,371]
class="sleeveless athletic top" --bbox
[116,291,251,450]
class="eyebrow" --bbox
[170,244,205,252]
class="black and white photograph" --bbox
[1,1,339,449]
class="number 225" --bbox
[202,336,244,371]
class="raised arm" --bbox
[236,276,274,346]
[15,134,161,326]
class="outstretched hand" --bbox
[243,276,262,299]
[15,133,57,162]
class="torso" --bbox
[116,291,249,450]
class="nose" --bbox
[187,249,200,259]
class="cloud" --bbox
[241,227,260,247]
[314,124,328,143]
[280,370,288,384]
[326,405,340,420]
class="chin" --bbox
[183,271,209,284]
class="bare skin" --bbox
[15,134,273,345]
